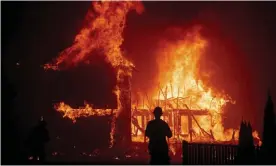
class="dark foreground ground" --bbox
[19,143,182,165]
[23,153,182,165]
[27,157,182,165]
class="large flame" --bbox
[133,27,234,142]
[44,1,144,147]
[132,27,261,144]
[157,27,231,141]
[44,1,143,71]
[44,1,261,146]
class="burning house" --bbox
[130,27,235,144]
[43,1,261,148]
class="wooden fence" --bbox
[182,141,261,164]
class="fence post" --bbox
[182,140,189,164]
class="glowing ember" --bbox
[52,152,58,156]
[252,130,262,146]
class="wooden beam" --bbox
[178,109,209,115]
[188,114,192,142]
[131,116,145,135]
[133,109,209,116]
[191,114,213,139]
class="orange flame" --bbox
[54,102,115,123]
[44,1,144,147]
[132,27,261,145]
[252,130,262,146]
[44,1,261,146]
[44,1,143,71]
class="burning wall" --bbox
[44,1,144,147]
[44,1,261,146]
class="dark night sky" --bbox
[2,1,276,156]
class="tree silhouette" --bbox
[261,91,276,164]
[237,120,255,164]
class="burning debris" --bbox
[91,149,100,157]
[131,28,238,143]
[54,102,116,123]
[43,1,261,147]
[130,27,262,145]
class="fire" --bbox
[132,27,261,144]
[252,130,262,146]
[133,27,234,142]
[44,1,143,71]
[44,1,261,146]
[44,1,144,147]
[54,102,115,123]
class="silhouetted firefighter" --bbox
[145,107,172,165]
[236,120,256,164]
[26,116,50,163]
[260,91,276,164]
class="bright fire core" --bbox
[44,1,261,147]
[131,27,237,143]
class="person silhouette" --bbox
[145,107,172,165]
[26,116,50,163]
